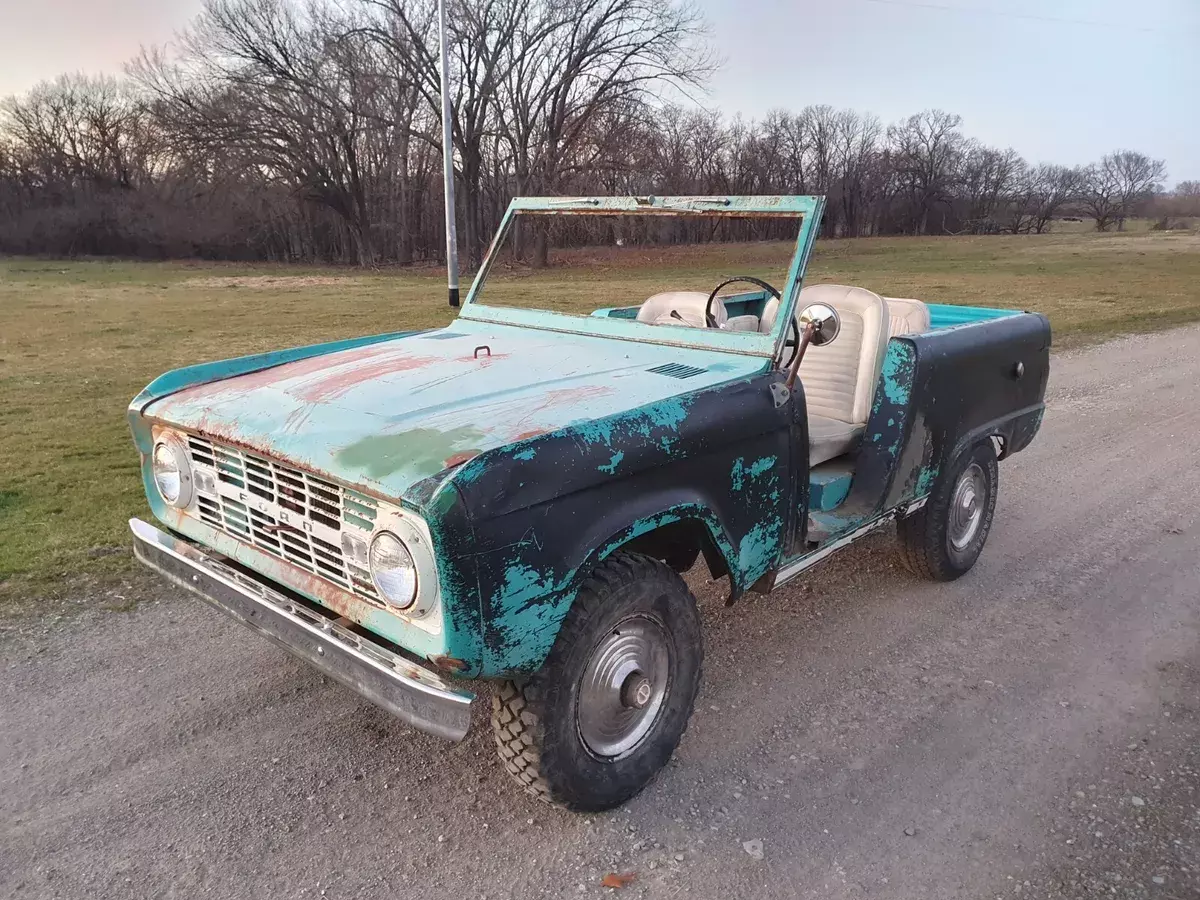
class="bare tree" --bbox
[0,10,1179,265]
[831,109,882,237]
[359,0,521,266]
[134,0,398,264]
[887,110,966,235]
[1081,150,1167,232]
[957,144,1021,232]
[496,0,715,264]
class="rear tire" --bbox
[896,441,998,581]
[491,552,702,811]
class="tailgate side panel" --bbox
[847,312,1051,517]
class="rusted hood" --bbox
[141,323,764,501]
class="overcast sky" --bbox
[0,0,1195,182]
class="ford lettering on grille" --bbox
[184,434,381,602]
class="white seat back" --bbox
[884,296,931,336]
[758,296,782,333]
[796,284,889,426]
[724,314,760,332]
[636,291,726,329]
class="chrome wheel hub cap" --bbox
[578,616,671,758]
[948,462,986,551]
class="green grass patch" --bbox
[2,230,1199,601]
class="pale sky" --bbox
[0,0,1195,181]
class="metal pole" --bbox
[438,0,460,307]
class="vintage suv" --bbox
[129,195,1050,810]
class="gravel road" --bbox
[4,325,1199,900]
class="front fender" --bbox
[447,374,793,677]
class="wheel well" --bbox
[604,519,730,579]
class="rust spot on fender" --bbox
[430,654,468,673]
[444,449,483,468]
[293,352,440,403]
[168,343,402,404]
[464,351,510,365]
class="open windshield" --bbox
[459,196,823,358]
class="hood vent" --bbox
[647,362,707,379]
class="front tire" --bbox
[896,441,998,581]
[491,552,703,811]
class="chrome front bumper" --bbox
[130,518,473,741]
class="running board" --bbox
[772,496,929,589]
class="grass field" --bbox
[2,229,1199,601]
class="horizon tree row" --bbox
[0,0,1182,265]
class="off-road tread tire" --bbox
[491,552,703,811]
[896,441,998,581]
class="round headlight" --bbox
[152,438,192,508]
[369,532,418,609]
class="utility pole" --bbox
[438,0,460,307]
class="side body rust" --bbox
[435,370,795,675]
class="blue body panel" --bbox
[808,461,854,511]
[928,303,1022,329]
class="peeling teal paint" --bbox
[730,455,777,491]
[750,456,776,477]
[514,447,536,461]
[573,417,615,446]
[600,510,685,556]
[724,454,783,583]
[486,503,751,674]
[861,340,917,471]
[500,562,559,608]
[487,563,576,672]
[598,451,624,474]
[646,396,690,430]
[880,341,915,406]
[563,393,703,481]
[738,518,781,580]
[915,465,939,495]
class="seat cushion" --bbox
[724,314,760,332]
[808,415,865,466]
[757,296,782,333]
[636,291,726,328]
[884,296,931,336]
[797,284,889,426]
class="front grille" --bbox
[185,434,381,603]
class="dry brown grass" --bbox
[2,228,1198,600]
[181,275,367,289]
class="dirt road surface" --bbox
[4,326,1199,900]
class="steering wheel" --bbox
[703,276,801,369]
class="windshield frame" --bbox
[457,195,825,360]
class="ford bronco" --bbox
[129,195,1050,810]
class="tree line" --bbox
[0,0,1189,267]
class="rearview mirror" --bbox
[798,303,841,346]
